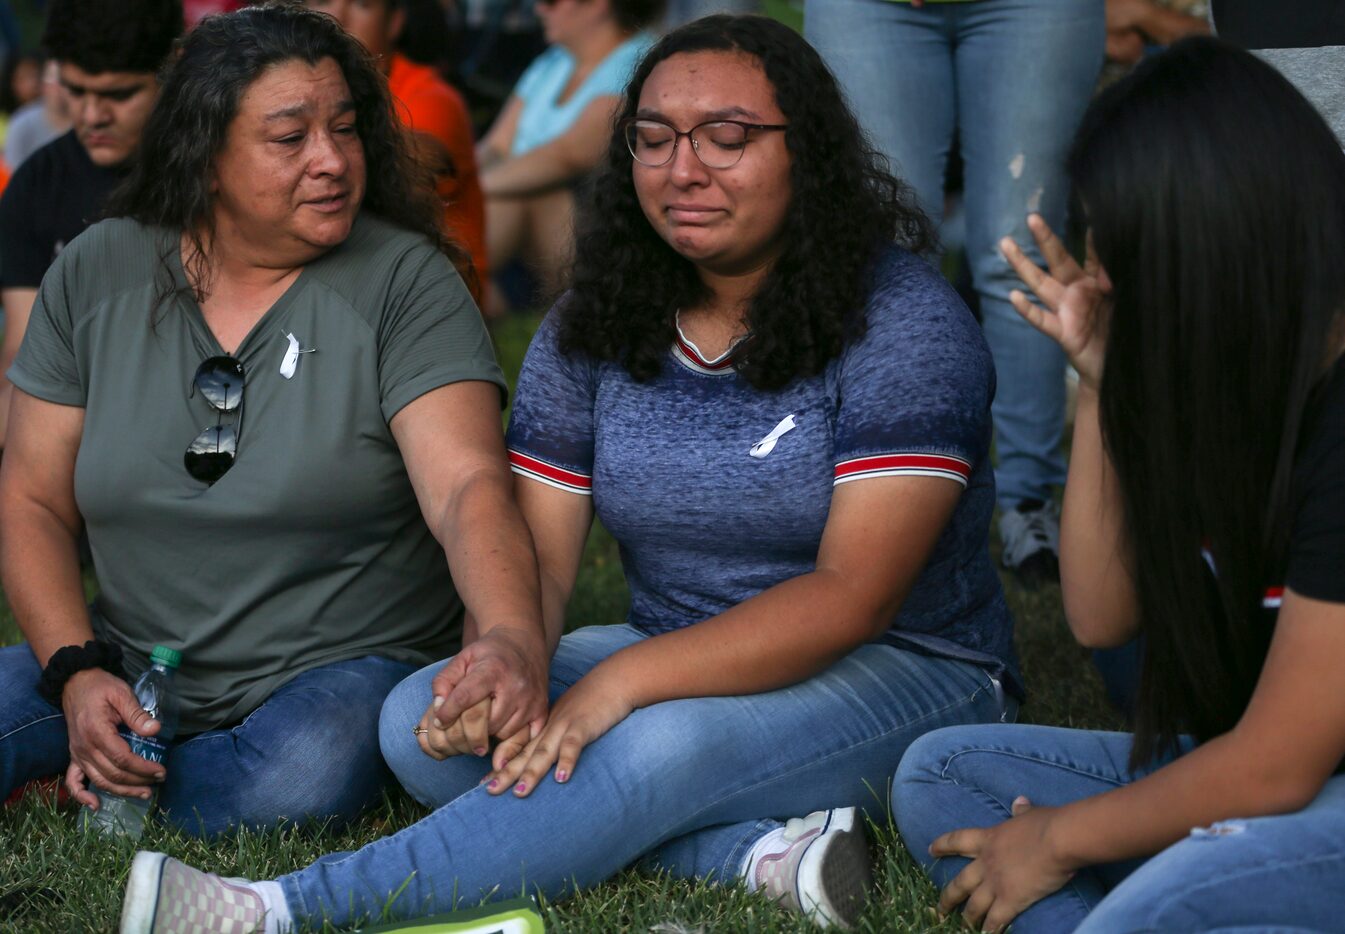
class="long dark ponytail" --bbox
[1070,38,1345,765]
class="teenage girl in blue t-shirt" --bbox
[120,17,1019,933]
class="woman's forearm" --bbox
[0,498,93,665]
[598,567,897,709]
[1059,386,1140,647]
[481,145,582,199]
[1049,728,1323,870]
[439,468,547,651]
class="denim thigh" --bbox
[1079,774,1345,934]
[0,644,69,798]
[158,654,417,836]
[894,723,1191,934]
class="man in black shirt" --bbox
[0,0,183,449]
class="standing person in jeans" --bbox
[805,0,1105,585]
[119,16,1018,933]
[894,40,1345,933]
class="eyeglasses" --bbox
[622,118,788,169]
[184,355,245,485]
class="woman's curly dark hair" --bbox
[560,14,933,390]
[106,1,467,302]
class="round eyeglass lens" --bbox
[184,424,237,484]
[194,356,245,412]
[695,122,748,168]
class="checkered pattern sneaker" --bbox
[120,851,266,934]
[751,808,871,929]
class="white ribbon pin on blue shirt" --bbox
[750,414,798,458]
[279,332,316,379]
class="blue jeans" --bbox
[277,623,1013,925]
[0,644,415,835]
[805,0,1104,506]
[893,723,1345,932]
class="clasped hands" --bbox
[415,627,635,799]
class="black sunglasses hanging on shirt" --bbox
[184,355,245,485]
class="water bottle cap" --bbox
[150,645,182,669]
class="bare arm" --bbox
[476,95,523,173]
[604,475,961,702]
[1058,387,1139,647]
[935,591,1345,930]
[0,390,163,805]
[480,96,620,198]
[490,472,965,792]
[1001,218,1139,646]
[391,380,550,740]
[0,288,38,449]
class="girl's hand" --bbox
[483,664,635,797]
[931,796,1078,933]
[1000,214,1113,391]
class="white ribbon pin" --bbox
[279,332,316,379]
[750,413,798,458]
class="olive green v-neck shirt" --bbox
[11,214,505,733]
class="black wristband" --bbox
[36,640,125,706]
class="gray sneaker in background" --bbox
[998,498,1061,588]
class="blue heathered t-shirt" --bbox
[506,246,1021,696]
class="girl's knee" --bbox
[378,663,441,778]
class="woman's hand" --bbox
[1000,214,1113,391]
[483,663,635,797]
[61,668,164,808]
[931,797,1078,933]
[426,625,550,748]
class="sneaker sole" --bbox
[796,808,871,929]
[120,851,169,934]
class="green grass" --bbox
[0,315,1119,932]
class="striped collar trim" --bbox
[671,314,741,376]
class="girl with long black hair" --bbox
[892,37,1345,933]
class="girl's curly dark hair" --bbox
[105,1,466,302]
[560,14,934,390]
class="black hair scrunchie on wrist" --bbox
[36,640,125,706]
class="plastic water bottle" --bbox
[82,645,182,840]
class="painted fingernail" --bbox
[474,747,487,757]
[515,782,527,794]
[487,779,499,790]
[433,695,445,709]
[555,770,567,783]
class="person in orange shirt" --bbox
[306,0,488,305]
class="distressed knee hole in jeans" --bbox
[1189,819,1246,839]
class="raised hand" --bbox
[62,668,164,808]
[1000,214,1112,391]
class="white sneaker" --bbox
[121,851,267,934]
[750,807,871,929]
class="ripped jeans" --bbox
[805,0,1104,507]
[893,724,1345,933]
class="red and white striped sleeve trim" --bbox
[508,450,593,496]
[834,452,972,488]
